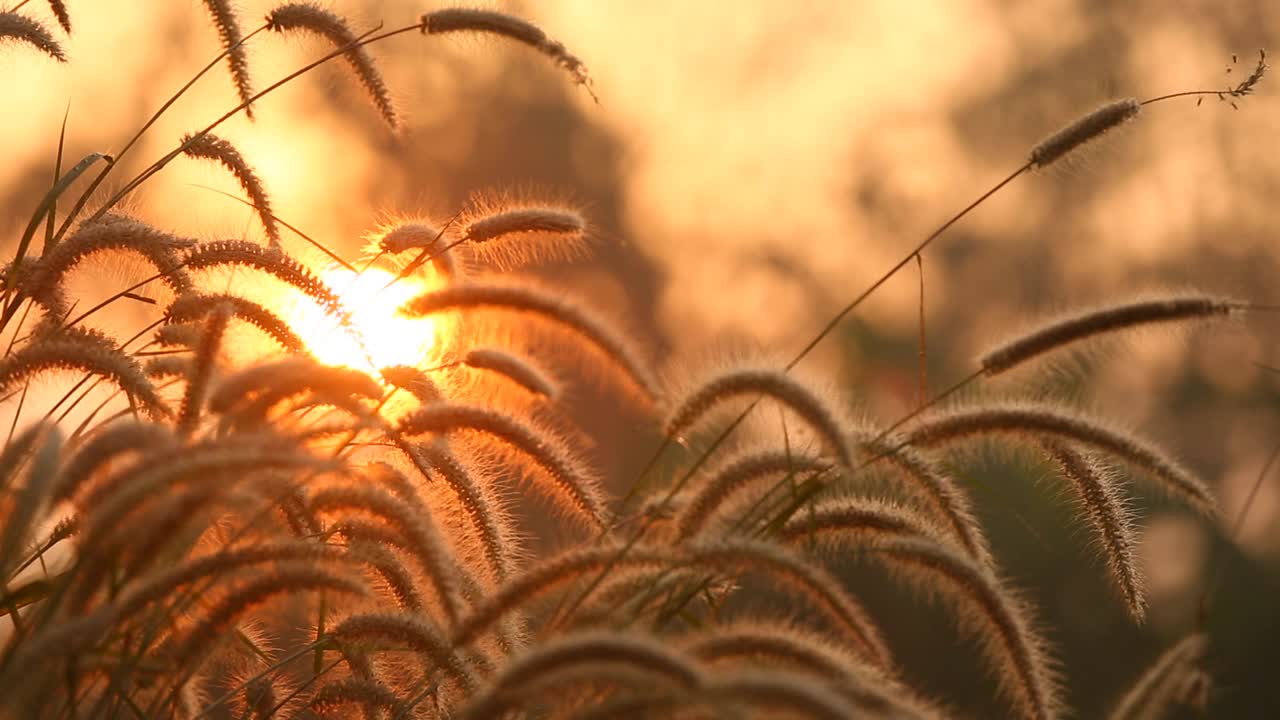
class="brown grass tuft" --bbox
[55,420,175,503]
[421,8,595,98]
[347,539,425,611]
[1029,98,1140,168]
[779,495,951,551]
[461,203,589,269]
[408,439,516,583]
[181,132,281,247]
[379,364,442,403]
[857,429,996,569]
[1107,634,1208,720]
[201,0,256,117]
[0,424,60,578]
[311,678,401,715]
[47,2,71,34]
[308,482,464,623]
[266,2,397,127]
[876,538,1061,720]
[207,358,381,419]
[331,611,476,691]
[463,347,558,400]
[675,447,833,539]
[28,214,194,318]
[665,366,854,467]
[708,669,867,719]
[373,219,463,280]
[143,355,191,380]
[177,303,232,434]
[112,540,348,621]
[906,401,1216,516]
[980,294,1238,375]
[403,279,660,402]
[0,329,168,419]
[167,292,306,354]
[457,631,704,719]
[448,543,669,648]
[681,618,938,716]
[377,221,439,252]
[685,539,892,668]
[0,11,66,61]
[1044,443,1146,621]
[181,239,346,317]
[399,402,608,531]
[170,561,366,667]
[153,321,201,349]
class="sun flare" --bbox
[289,266,439,375]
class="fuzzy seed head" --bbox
[0,11,66,61]
[1029,98,1140,168]
[201,0,256,117]
[403,280,659,402]
[421,8,595,97]
[181,132,280,246]
[266,2,397,127]
[907,401,1216,516]
[399,402,608,530]
[464,347,558,399]
[981,294,1237,375]
[665,366,854,467]
[47,2,71,34]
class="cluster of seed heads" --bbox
[0,3,1267,719]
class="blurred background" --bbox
[3,0,1279,715]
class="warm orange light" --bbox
[289,266,439,375]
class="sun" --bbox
[288,265,440,375]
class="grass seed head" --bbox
[422,8,595,99]
[1029,98,1140,168]
[201,0,256,117]
[0,11,66,61]
[181,132,280,246]
[981,294,1238,376]
[47,1,71,34]
[266,2,398,127]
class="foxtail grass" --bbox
[0,11,65,62]
[0,5,1265,718]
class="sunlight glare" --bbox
[290,266,439,375]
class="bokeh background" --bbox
[3,0,1279,715]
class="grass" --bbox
[0,3,1270,718]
